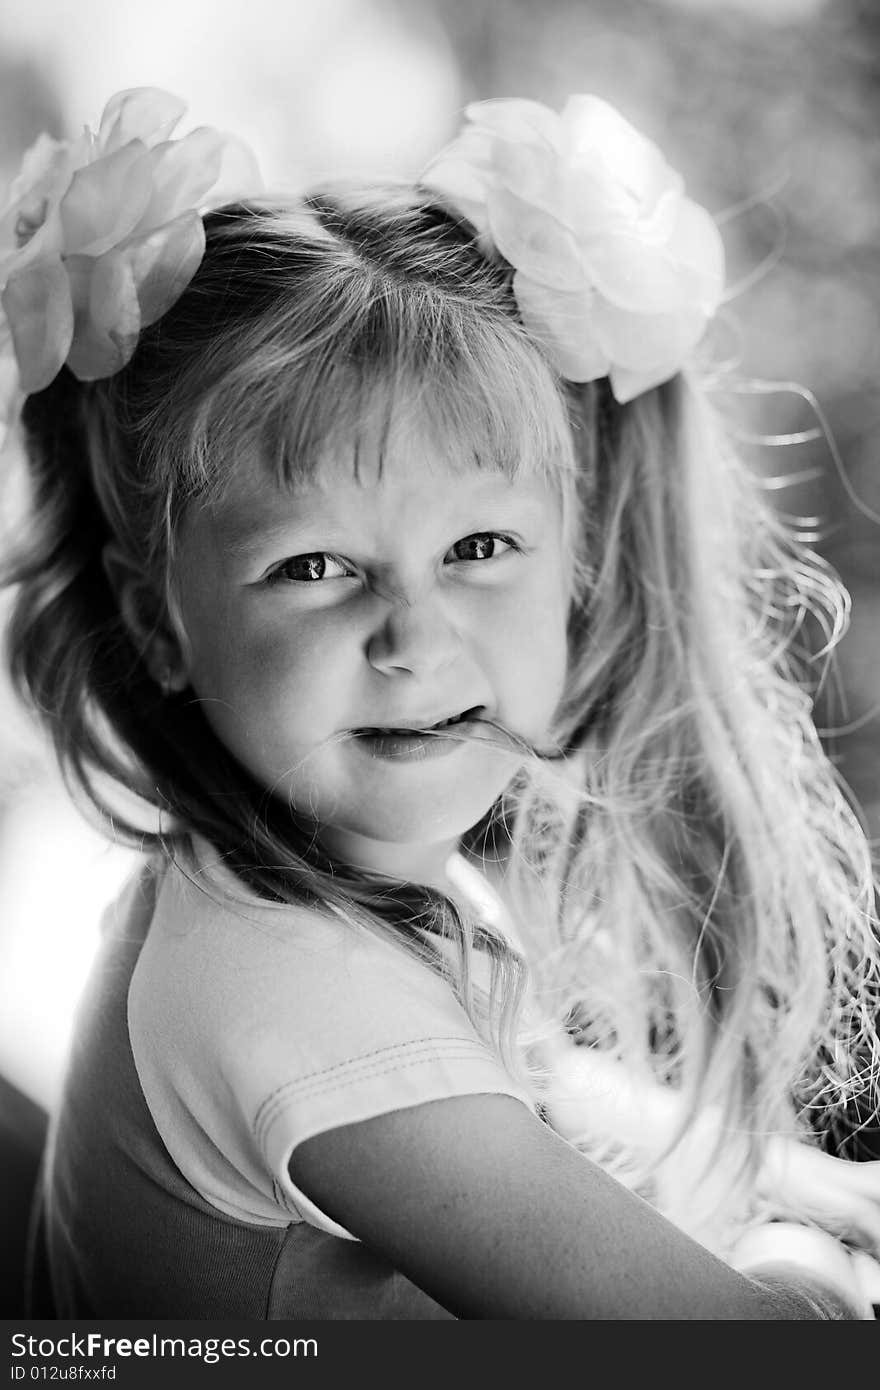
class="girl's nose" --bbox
[366,598,462,677]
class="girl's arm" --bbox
[289,1093,871,1319]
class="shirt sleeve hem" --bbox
[264,1047,535,1240]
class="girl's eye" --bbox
[270,553,351,583]
[446,532,514,563]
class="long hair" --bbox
[3,185,878,1252]
[503,377,880,1247]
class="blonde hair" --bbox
[5,184,879,1253]
[504,378,880,1247]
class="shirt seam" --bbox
[255,1043,506,1146]
[253,1036,493,1132]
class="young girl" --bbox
[2,87,879,1320]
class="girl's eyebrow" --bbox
[211,495,340,559]
[211,470,549,559]
[219,516,317,560]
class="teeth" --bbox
[358,727,426,736]
[356,708,479,736]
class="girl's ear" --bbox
[102,542,190,694]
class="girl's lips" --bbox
[351,710,486,762]
[353,731,466,761]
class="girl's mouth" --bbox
[353,706,484,737]
[352,708,484,761]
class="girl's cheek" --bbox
[512,567,570,649]
[245,621,348,710]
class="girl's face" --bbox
[168,420,570,881]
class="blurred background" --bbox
[0,0,878,1296]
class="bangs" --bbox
[172,273,576,504]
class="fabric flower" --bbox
[421,95,725,402]
[0,87,262,396]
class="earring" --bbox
[157,666,175,697]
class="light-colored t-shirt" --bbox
[128,841,536,1239]
[35,842,535,1319]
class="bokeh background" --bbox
[0,0,877,1166]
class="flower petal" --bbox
[639,182,684,246]
[584,231,691,314]
[488,186,586,292]
[97,88,186,154]
[3,200,69,284]
[491,138,571,225]
[593,295,707,373]
[1,255,74,393]
[665,196,725,312]
[59,143,153,257]
[513,271,608,382]
[562,96,670,209]
[129,127,260,234]
[1,137,80,276]
[424,123,496,179]
[64,254,94,317]
[607,362,677,403]
[1,134,72,226]
[114,211,206,327]
[567,163,637,237]
[203,133,264,207]
[65,251,141,381]
[134,128,226,231]
[464,99,561,150]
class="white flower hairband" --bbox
[421,95,725,403]
[0,87,262,406]
[0,88,724,426]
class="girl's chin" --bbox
[285,753,518,872]
[315,799,501,876]
[316,831,464,887]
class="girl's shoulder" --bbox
[137,835,414,969]
[128,837,494,1050]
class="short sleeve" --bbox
[128,851,536,1239]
